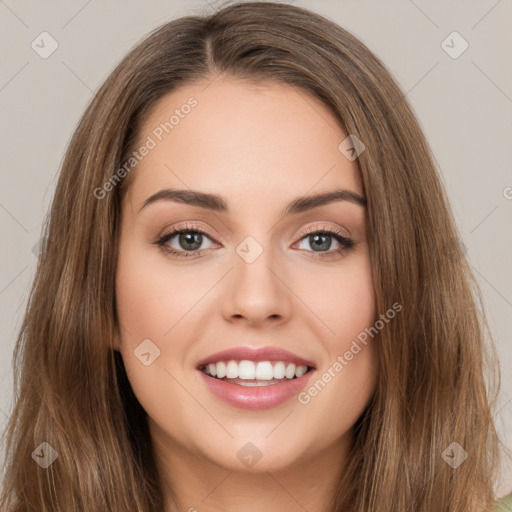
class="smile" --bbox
[198,359,315,410]
[200,359,311,383]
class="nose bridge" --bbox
[221,232,291,325]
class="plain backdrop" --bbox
[1,0,511,497]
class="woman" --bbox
[1,2,510,511]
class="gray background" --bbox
[1,0,511,496]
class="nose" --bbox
[221,243,293,328]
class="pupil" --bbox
[310,234,330,251]
[180,232,202,251]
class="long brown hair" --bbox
[0,2,505,510]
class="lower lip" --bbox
[198,369,315,410]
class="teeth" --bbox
[273,361,286,379]
[285,363,296,379]
[216,361,226,378]
[226,360,238,379]
[255,361,273,380]
[235,380,282,387]
[201,360,310,380]
[295,365,307,378]
[239,360,256,379]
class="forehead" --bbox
[126,77,362,212]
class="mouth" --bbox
[197,357,316,410]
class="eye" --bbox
[154,223,355,259]
[293,225,355,259]
[155,223,218,258]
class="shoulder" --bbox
[496,493,512,512]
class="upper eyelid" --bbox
[158,222,217,242]
[158,222,352,245]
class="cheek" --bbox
[298,252,376,346]
[331,257,377,378]
[293,252,378,412]
[114,243,192,416]
[116,262,170,337]
[115,239,202,338]
[114,237,216,389]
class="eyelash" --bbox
[154,223,355,259]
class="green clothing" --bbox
[497,493,512,512]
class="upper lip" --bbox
[196,346,316,369]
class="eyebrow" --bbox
[138,187,367,216]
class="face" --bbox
[114,76,378,474]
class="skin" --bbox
[114,75,378,512]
